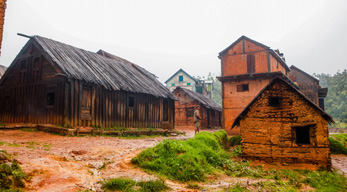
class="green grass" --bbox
[20,128,38,132]
[229,135,241,146]
[332,134,347,145]
[102,178,168,192]
[329,137,347,154]
[131,130,231,182]
[0,151,28,192]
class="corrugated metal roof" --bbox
[33,36,175,99]
[174,87,222,111]
[0,65,7,78]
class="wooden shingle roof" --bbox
[32,36,175,99]
[174,86,222,111]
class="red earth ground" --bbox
[0,126,346,192]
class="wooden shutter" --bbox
[237,85,243,92]
[247,54,255,74]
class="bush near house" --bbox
[329,137,347,154]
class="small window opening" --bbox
[179,75,183,82]
[187,83,191,85]
[269,97,281,107]
[171,83,175,86]
[128,96,135,108]
[294,126,311,144]
[237,84,249,92]
[187,108,194,117]
[47,93,55,106]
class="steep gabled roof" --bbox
[1,35,175,99]
[231,76,334,129]
[219,35,270,56]
[0,65,7,78]
[173,86,222,111]
[165,68,197,84]
[218,35,290,72]
[290,65,319,83]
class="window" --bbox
[163,99,169,121]
[269,97,281,107]
[196,87,203,94]
[187,83,191,85]
[171,83,175,86]
[20,60,26,70]
[179,75,183,82]
[294,126,311,145]
[237,84,249,92]
[128,96,135,108]
[47,93,55,106]
[247,54,255,74]
[187,108,194,117]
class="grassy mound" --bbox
[131,130,230,181]
[332,134,347,145]
[0,151,28,192]
[229,135,241,146]
[329,137,347,154]
[102,178,168,192]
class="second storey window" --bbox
[179,75,183,81]
[237,84,249,92]
[247,54,255,74]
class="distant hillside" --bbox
[315,69,347,128]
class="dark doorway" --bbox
[163,99,169,121]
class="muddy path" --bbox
[0,127,346,192]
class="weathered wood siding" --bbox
[239,80,331,166]
[64,80,175,129]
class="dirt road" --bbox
[0,127,346,192]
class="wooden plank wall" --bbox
[65,80,175,129]
[0,81,66,125]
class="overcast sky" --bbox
[1,0,346,83]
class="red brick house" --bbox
[232,77,334,167]
[217,36,290,134]
[173,86,221,128]
[289,65,327,110]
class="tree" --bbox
[194,73,222,106]
[314,69,347,127]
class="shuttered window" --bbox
[237,84,249,92]
[247,54,255,74]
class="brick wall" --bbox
[239,80,331,166]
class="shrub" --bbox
[329,137,347,154]
[0,159,27,191]
[131,131,231,181]
[229,135,241,146]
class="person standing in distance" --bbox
[193,107,201,135]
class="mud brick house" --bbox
[289,65,327,110]
[0,35,176,129]
[232,77,334,167]
[0,64,6,78]
[165,68,212,99]
[217,35,290,134]
[173,86,221,128]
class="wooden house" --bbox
[0,35,176,129]
[232,77,334,167]
[0,64,6,78]
[289,65,327,110]
[217,36,290,134]
[173,86,221,128]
